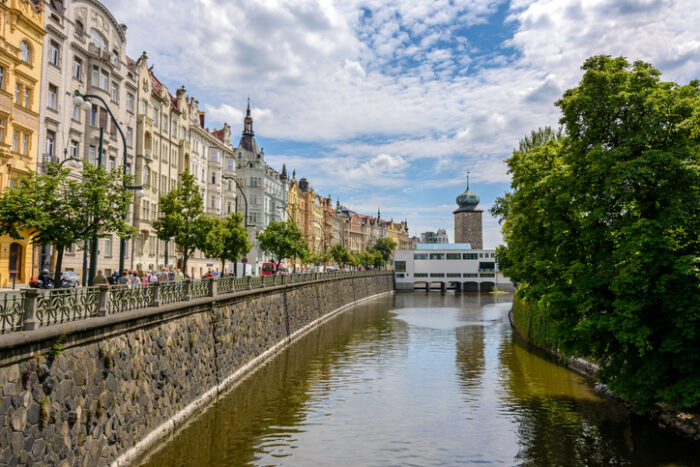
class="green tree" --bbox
[371,237,397,263]
[256,220,308,269]
[329,243,351,268]
[496,55,700,410]
[152,169,203,275]
[0,164,136,285]
[194,213,251,275]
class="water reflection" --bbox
[137,292,700,467]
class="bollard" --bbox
[97,285,110,316]
[210,277,218,297]
[21,288,39,331]
[152,281,161,307]
[247,276,252,290]
[184,279,192,301]
[261,275,266,288]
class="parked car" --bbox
[61,271,80,288]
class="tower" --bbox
[453,172,483,249]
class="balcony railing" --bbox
[0,270,389,334]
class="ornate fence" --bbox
[0,270,388,334]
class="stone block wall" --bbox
[0,273,393,466]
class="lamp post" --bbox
[73,90,141,280]
[222,175,251,227]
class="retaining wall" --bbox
[0,273,393,466]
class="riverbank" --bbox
[508,295,700,442]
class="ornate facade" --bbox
[0,0,44,286]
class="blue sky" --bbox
[104,0,699,248]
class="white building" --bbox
[393,244,514,292]
[234,101,288,274]
[37,0,138,280]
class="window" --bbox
[227,202,231,214]
[100,71,108,90]
[15,84,21,105]
[108,157,115,171]
[126,127,133,147]
[152,107,158,125]
[21,133,29,156]
[162,116,167,132]
[414,273,428,278]
[111,49,119,67]
[12,130,18,153]
[446,253,461,260]
[72,104,81,122]
[110,82,118,102]
[181,127,185,139]
[463,253,478,260]
[446,273,461,278]
[91,66,99,86]
[48,84,58,110]
[210,150,219,163]
[88,145,96,165]
[210,196,215,208]
[0,117,4,143]
[0,66,4,89]
[45,130,55,156]
[430,273,445,278]
[104,238,112,257]
[24,88,31,109]
[49,41,59,66]
[90,28,106,50]
[429,253,444,260]
[90,104,97,126]
[171,122,177,137]
[480,273,495,278]
[69,140,79,159]
[141,100,147,114]
[395,261,406,272]
[20,41,30,62]
[211,172,216,184]
[75,21,84,38]
[143,166,150,186]
[479,253,484,258]
[127,93,134,113]
[463,273,478,277]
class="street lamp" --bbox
[73,90,138,278]
[274,201,293,222]
[222,175,251,227]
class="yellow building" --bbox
[0,0,44,286]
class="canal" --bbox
[136,292,700,466]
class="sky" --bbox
[103,0,700,248]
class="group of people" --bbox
[92,267,185,286]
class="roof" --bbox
[415,243,472,250]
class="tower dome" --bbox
[455,173,479,212]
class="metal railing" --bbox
[0,270,388,334]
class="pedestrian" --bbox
[158,267,169,281]
[174,268,184,282]
[129,270,139,285]
[148,269,158,282]
[93,270,108,285]
[110,271,120,285]
[117,270,130,285]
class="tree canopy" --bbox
[493,56,700,410]
[0,164,136,284]
[256,220,308,268]
[370,237,397,263]
[152,169,204,274]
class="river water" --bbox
[136,292,699,466]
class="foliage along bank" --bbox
[492,56,700,412]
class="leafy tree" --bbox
[329,243,351,268]
[0,164,136,285]
[496,55,700,410]
[256,220,308,269]
[195,213,251,274]
[152,169,203,275]
[370,237,397,263]
[306,251,330,266]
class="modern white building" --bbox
[393,244,514,292]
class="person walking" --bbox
[147,270,158,282]
[93,270,108,285]
[117,270,130,285]
[158,267,169,282]
[174,268,184,282]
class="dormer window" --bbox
[20,41,30,63]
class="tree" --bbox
[0,164,136,285]
[496,55,700,410]
[305,251,330,268]
[329,243,351,268]
[256,220,308,269]
[370,237,397,264]
[152,169,203,275]
[197,213,251,274]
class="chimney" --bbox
[199,112,205,128]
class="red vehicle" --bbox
[261,262,278,276]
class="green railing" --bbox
[0,270,389,334]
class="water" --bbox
[136,292,700,466]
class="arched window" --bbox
[75,20,85,37]
[20,41,30,62]
[90,28,107,51]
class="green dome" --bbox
[455,174,479,212]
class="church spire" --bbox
[466,171,470,191]
[243,98,254,136]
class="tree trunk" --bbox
[54,245,65,286]
[221,257,226,275]
[183,249,189,278]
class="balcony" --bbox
[138,114,154,129]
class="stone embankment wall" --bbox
[0,273,393,466]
